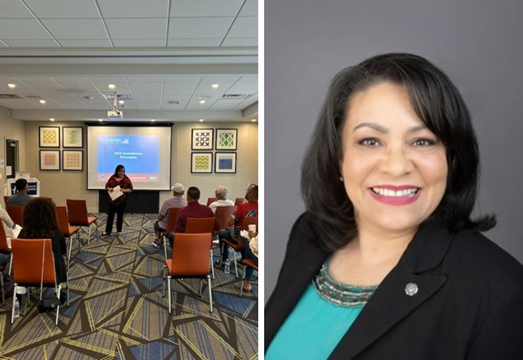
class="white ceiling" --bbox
[0,0,258,123]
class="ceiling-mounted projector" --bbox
[107,109,123,120]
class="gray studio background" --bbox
[265,0,523,302]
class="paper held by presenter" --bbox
[108,185,124,201]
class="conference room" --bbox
[0,1,258,359]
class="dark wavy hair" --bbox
[301,53,496,252]
[113,164,125,177]
[19,198,59,238]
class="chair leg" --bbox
[0,272,4,304]
[233,250,239,278]
[240,264,247,297]
[163,236,168,259]
[87,224,92,246]
[11,284,16,324]
[8,256,12,275]
[208,275,213,313]
[210,249,215,280]
[167,275,172,314]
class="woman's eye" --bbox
[412,138,436,146]
[359,138,381,147]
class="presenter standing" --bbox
[103,164,133,235]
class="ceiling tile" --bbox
[126,76,164,83]
[227,16,257,38]
[2,39,59,47]
[0,1,36,18]
[168,17,233,39]
[239,0,258,16]
[170,0,244,17]
[209,98,244,110]
[167,38,221,47]
[0,19,54,39]
[105,19,167,40]
[112,39,166,47]
[40,19,109,40]
[58,39,113,47]
[23,0,101,19]
[15,76,53,83]
[0,41,8,47]
[98,0,170,18]
[51,77,94,83]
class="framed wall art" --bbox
[39,126,60,148]
[215,152,237,173]
[39,150,60,171]
[215,128,238,150]
[191,128,214,150]
[191,152,213,173]
[63,150,83,171]
[62,126,83,148]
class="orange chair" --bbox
[56,206,80,259]
[0,220,13,275]
[221,217,258,278]
[66,199,97,246]
[215,205,236,230]
[5,205,24,227]
[234,198,245,206]
[206,197,217,206]
[163,233,213,314]
[239,258,258,297]
[185,217,217,279]
[11,238,62,325]
[160,207,182,259]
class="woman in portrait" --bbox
[103,164,133,236]
[265,53,523,359]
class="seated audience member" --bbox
[166,186,221,246]
[236,229,258,292]
[1,204,17,247]
[18,198,67,292]
[153,183,188,248]
[0,253,7,268]
[209,185,234,213]
[242,183,257,204]
[7,178,32,206]
[217,185,258,265]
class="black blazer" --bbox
[265,212,523,359]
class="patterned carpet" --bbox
[0,213,258,360]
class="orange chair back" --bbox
[11,238,56,287]
[185,217,215,234]
[215,205,236,230]
[164,207,181,234]
[206,197,217,206]
[56,206,80,237]
[241,216,258,231]
[5,205,24,227]
[234,198,245,206]
[169,233,212,276]
[0,221,11,253]
[66,199,92,226]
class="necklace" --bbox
[313,262,378,308]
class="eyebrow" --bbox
[353,122,428,133]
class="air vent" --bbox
[167,100,180,105]
[0,94,23,99]
[222,94,252,99]
[104,94,134,100]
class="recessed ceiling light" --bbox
[108,84,116,89]
[98,119,103,122]
[199,119,204,122]
[119,100,125,105]
[49,118,55,122]
[39,99,46,104]
[8,83,16,89]
[211,84,219,89]
[252,119,257,122]
[199,100,206,104]
[151,119,155,122]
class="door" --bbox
[5,139,18,180]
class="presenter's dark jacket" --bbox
[265,212,523,360]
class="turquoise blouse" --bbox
[265,283,364,360]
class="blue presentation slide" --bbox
[97,134,159,180]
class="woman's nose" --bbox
[380,146,413,176]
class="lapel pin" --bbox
[405,282,418,296]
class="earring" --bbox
[339,176,343,182]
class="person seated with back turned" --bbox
[236,228,259,292]
[18,198,67,303]
[209,185,235,213]
[7,178,32,206]
[166,186,221,247]
[216,185,258,266]
[1,203,18,248]
[152,183,188,248]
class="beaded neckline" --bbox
[313,262,378,308]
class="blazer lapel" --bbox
[329,214,453,360]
